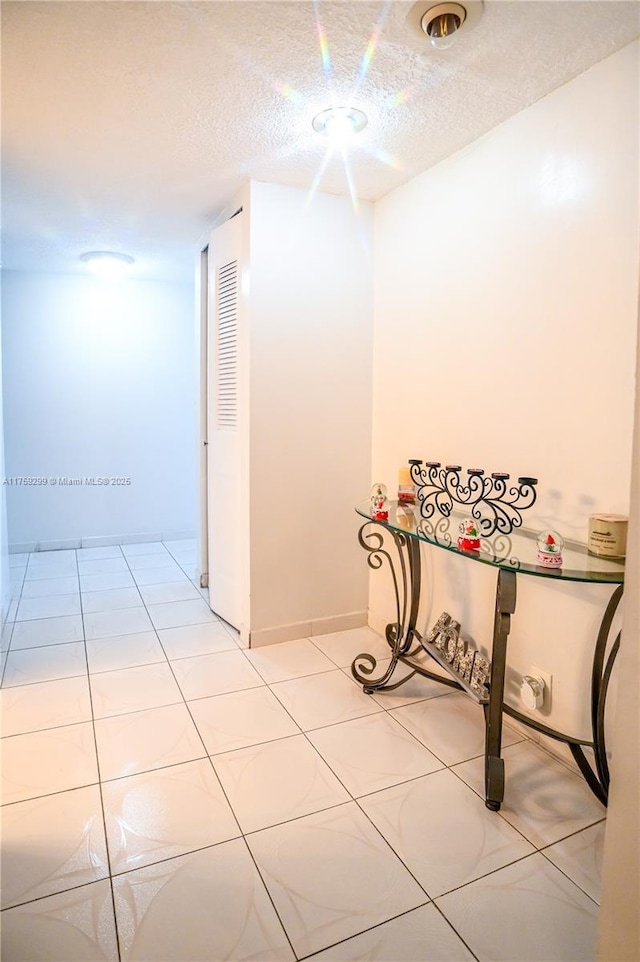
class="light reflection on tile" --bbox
[103,758,239,874]
[1,785,109,909]
[0,879,119,961]
[113,840,294,961]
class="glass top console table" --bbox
[352,500,625,811]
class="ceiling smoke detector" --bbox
[408,1,483,50]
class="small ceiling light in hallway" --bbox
[80,251,135,280]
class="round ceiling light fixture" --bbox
[312,107,368,146]
[421,3,466,48]
[80,251,135,280]
[408,0,483,50]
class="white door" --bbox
[206,211,244,628]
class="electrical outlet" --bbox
[530,665,552,710]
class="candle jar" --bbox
[398,466,416,504]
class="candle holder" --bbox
[409,460,538,537]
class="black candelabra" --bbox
[409,461,538,537]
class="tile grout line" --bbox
[0,555,31,686]
[429,900,482,962]
[293,903,480,962]
[537,844,602,907]
[79,544,124,962]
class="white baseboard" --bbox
[248,611,368,649]
[311,611,368,637]
[10,530,197,554]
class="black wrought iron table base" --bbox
[352,520,622,811]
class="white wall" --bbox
[598,283,639,959]
[2,270,198,548]
[371,43,638,745]
[0,301,10,626]
[246,181,374,644]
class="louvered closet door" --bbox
[206,211,244,628]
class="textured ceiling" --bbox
[2,0,639,282]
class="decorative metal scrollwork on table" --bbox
[409,460,538,537]
[353,521,421,692]
[416,517,520,568]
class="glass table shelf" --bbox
[355,501,625,585]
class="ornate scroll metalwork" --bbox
[352,522,419,692]
[352,521,461,697]
[416,517,520,568]
[502,584,623,807]
[409,460,537,537]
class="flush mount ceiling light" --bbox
[312,107,368,147]
[408,1,483,50]
[80,251,135,280]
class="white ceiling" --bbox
[2,0,639,283]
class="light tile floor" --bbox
[1,540,606,961]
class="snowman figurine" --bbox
[370,483,390,521]
[457,518,481,551]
